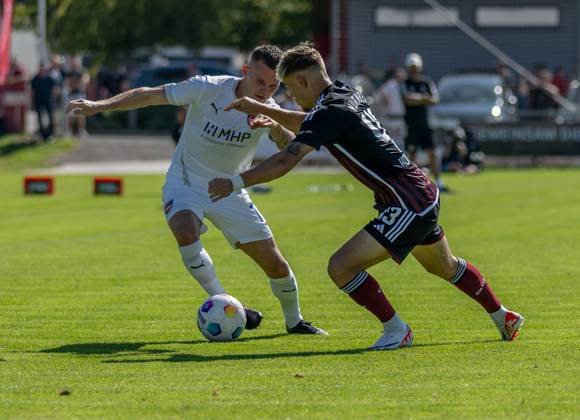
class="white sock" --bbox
[179,241,225,296]
[269,270,303,328]
[382,313,406,332]
[489,305,507,328]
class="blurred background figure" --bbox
[441,126,482,175]
[374,67,406,118]
[350,61,376,100]
[30,62,55,142]
[528,65,559,120]
[552,65,569,97]
[496,61,516,92]
[401,53,450,192]
[64,55,90,137]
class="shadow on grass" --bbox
[0,138,39,156]
[37,336,499,363]
[39,333,288,356]
[103,348,368,364]
[101,338,500,364]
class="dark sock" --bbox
[340,272,396,322]
[450,258,501,313]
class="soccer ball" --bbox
[197,294,246,342]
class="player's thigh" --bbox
[238,237,289,279]
[411,235,457,280]
[205,191,272,249]
[328,229,391,287]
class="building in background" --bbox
[325,0,580,81]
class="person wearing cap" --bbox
[401,53,449,192]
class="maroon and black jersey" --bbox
[293,80,439,215]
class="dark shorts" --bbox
[405,125,434,151]
[364,202,444,264]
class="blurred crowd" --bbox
[26,54,132,142]
[2,50,577,178]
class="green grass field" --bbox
[1,169,579,418]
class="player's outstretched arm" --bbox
[224,96,307,134]
[65,86,169,116]
[249,116,295,149]
[208,142,314,202]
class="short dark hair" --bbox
[249,44,284,71]
[277,42,325,79]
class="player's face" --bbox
[282,75,314,110]
[242,60,279,102]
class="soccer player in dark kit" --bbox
[209,43,525,350]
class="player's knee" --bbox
[425,256,457,280]
[266,257,290,279]
[173,229,200,247]
[327,253,346,284]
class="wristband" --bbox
[230,175,245,191]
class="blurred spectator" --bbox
[529,66,559,118]
[374,67,406,118]
[30,62,56,142]
[351,61,376,99]
[441,127,482,175]
[106,64,129,97]
[381,56,398,83]
[65,56,90,137]
[517,77,530,110]
[401,53,450,192]
[496,61,516,92]
[552,66,569,96]
[171,107,186,145]
[8,58,27,82]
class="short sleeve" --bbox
[293,107,340,150]
[165,75,208,106]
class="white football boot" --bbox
[369,324,413,351]
[498,310,525,341]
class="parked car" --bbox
[432,73,518,126]
[128,60,238,131]
[132,59,239,88]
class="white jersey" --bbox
[164,75,277,185]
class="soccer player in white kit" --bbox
[66,45,327,335]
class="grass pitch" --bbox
[0,169,579,418]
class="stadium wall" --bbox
[334,0,579,81]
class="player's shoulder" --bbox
[197,74,240,89]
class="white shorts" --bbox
[162,176,272,248]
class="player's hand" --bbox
[208,178,233,202]
[66,99,100,116]
[249,115,275,129]
[224,96,264,115]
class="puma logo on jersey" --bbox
[210,102,222,114]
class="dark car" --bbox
[132,60,239,88]
[129,60,239,131]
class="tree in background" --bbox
[14,0,311,60]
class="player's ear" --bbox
[296,74,308,89]
[242,64,249,77]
